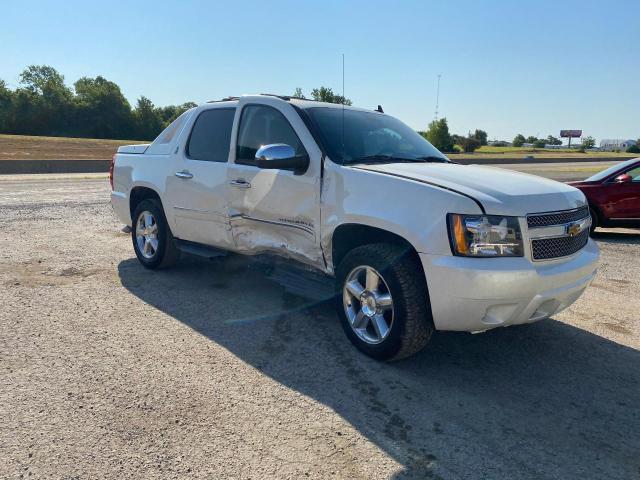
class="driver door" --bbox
[226,101,324,268]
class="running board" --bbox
[267,265,335,301]
[175,239,227,259]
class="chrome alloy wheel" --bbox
[343,265,394,344]
[135,210,159,259]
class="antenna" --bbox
[342,53,345,161]
[434,73,442,120]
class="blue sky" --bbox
[2,0,639,142]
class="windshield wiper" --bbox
[350,154,449,165]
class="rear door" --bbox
[164,106,236,247]
[226,99,324,268]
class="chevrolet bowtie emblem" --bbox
[566,218,589,237]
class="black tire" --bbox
[131,198,180,269]
[589,206,598,235]
[335,243,434,361]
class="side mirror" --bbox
[254,144,309,175]
[614,173,632,183]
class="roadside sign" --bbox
[560,130,582,138]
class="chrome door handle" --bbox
[229,179,251,188]
[175,170,193,179]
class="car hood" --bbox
[354,162,587,216]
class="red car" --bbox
[568,157,640,233]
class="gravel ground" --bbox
[1,174,639,480]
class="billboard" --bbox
[560,130,582,138]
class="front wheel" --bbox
[335,243,434,361]
[131,199,180,269]
[589,207,598,235]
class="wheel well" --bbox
[331,224,417,269]
[588,202,602,225]
[129,187,162,218]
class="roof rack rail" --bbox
[206,96,240,103]
[260,93,323,103]
[206,93,327,104]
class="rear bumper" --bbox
[110,191,131,227]
[419,239,599,332]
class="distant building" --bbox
[600,139,636,151]
[488,140,511,147]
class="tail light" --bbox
[109,154,116,190]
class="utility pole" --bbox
[434,74,442,121]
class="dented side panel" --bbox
[226,96,325,270]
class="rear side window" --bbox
[187,108,236,162]
[236,105,305,165]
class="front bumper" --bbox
[419,238,599,332]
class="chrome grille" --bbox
[527,206,589,228]
[531,229,589,260]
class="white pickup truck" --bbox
[111,94,599,360]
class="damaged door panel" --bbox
[227,102,324,268]
[227,164,323,267]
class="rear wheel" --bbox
[132,199,180,269]
[335,243,434,361]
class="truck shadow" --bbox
[117,255,639,479]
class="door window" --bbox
[186,108,235,162]
[236,105,305,165]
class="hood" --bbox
[354,162,587,216]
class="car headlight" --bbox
[448,213,523,257]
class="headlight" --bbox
[448,213,523,257]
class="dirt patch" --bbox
[1,260,102,287]
[0,134,146,160]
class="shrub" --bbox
[459,137,482,153]
[626,144,640,153]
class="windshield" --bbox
[586,158,640,182]
[306,107,448,165]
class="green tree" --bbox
[158,101,197,127]
[546,135,562,146]
[582,136,596,149]
[533,138,546,148]
[310,86,351,105]
[626,144,640,153]
[472,129,488,146]
[512,134,526,147]
[0,65,200,140]
[0,80,13,132]
[73,76,134,138]
[424,118,454,152]
[17,65,73,135]
[292,87,306,99]
[581,136,596,149]
[133,96,163,140]
[526,136,538,144]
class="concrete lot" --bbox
[1,174,639,479]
